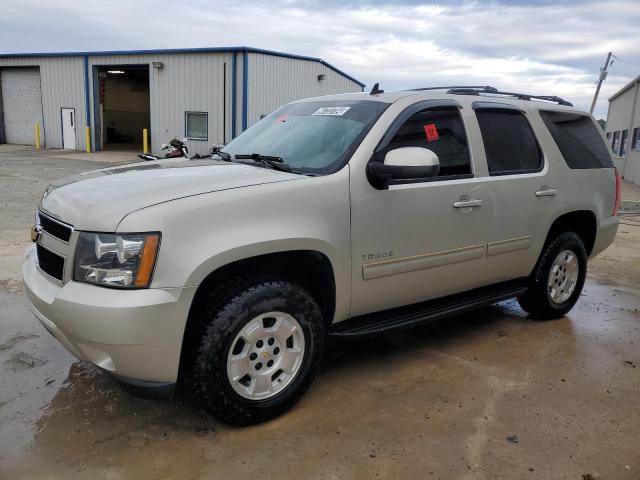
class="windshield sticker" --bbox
[424,123,439,141]
[312,106,351,116]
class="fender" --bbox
[117,167,353,322]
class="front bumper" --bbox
[22,245,196,383]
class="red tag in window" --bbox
[424,123,439,141]
[276,115,288,123]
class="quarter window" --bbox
[186,111,208,141]
[539,111,613,169]
[384,107,472,178]
[476,109,542,175]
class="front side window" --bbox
[186,112,208,141]
[476,109,542,175]
[222,100,388,175]
[620,130,629,156]
[382,106,472,178]
[539,111,613,169]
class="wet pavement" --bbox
[1,149,639,479]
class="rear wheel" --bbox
[188,278,325,425]
[518,232,587,320]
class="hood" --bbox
[40,158,302,231]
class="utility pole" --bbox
[590,51,615,114]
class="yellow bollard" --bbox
[85,126,91,153]
[35,123,41,149]
[143,128,149,154]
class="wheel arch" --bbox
[177,248,338,384]
[544,209,597,257]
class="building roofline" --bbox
[609,75,640,102]
[0,46,366,88]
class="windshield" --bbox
[221,100,388,175]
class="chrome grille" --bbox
[36,244,65,281]
[38,212,72,242]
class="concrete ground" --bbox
[1,147,639,480]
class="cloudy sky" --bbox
[1,0,638,117]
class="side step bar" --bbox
[330,279,528,337]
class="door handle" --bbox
[535,188,557,197]
[453,199,483,208]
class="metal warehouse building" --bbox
[0,47,364,155]
[606,75,640,187]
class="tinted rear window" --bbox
[476,109,542,175]
[539,111,613,169]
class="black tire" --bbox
[518,232,587,320]
[188,277,325,426]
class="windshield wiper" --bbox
[214,150,232,161]
[234,153,292,172]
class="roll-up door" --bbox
[1,67,44,145]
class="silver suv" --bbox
[23,85,620,425]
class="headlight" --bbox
[73,232,160,288]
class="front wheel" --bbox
[189,278,325,425]
[518,232,587,320]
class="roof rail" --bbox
[410,85,573,107]
[409,86,498,93]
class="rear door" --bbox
[471,102,561,283]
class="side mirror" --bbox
[367,147,440,189]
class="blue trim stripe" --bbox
[242,51,248,132]
[83,56,91,149]
[231,53,237,138]
[0,46,365,88]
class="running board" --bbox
[330,279,528,337]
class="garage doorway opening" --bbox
[96,65,149,152]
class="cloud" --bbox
[1,0,638,117]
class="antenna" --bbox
[370,83,384,95]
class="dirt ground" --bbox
[1,147,639,480]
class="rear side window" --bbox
[476,109,542,175]
[540,111,613,168]
[384,107,472,177]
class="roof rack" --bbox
[409,85,573,107]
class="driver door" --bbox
[349,102,492,318]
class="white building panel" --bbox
[0,48,363,155]
[0,57,86,149]
[247,53,362,128]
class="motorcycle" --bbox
[138,138,189,161]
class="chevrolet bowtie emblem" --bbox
[31,224,43,243]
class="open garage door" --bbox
[0,67,44,146]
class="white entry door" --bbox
[61,108,76,149]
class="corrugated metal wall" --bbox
[1,50,362,154]
[0,56,86,150]
[88,52,232,156]
[247,53,362,128]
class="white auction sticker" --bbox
[311,106,351,116]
